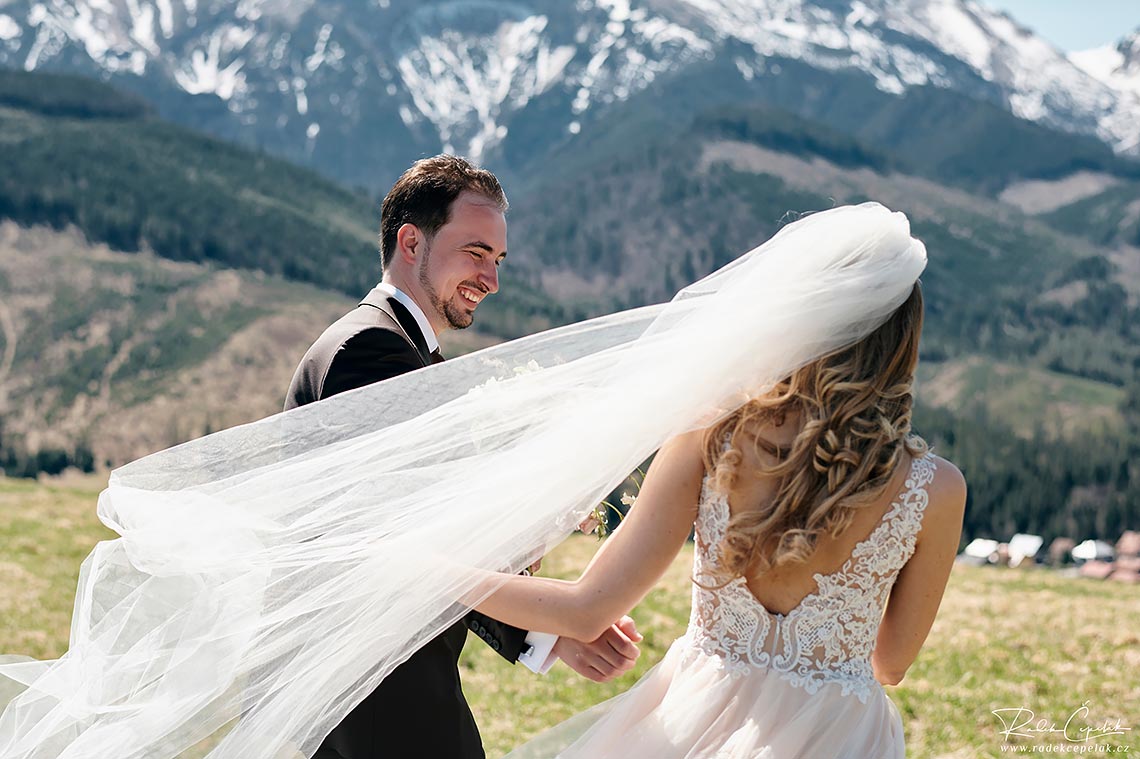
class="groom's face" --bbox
[416,192,507,330]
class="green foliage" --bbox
[531,55,1135,198]
[0,68,569,338]
[3,68,1137,549]
[692,104,893,172]
[513,107,1140,388]
[512,133,834,313]
[851,85,1127,193]
[0,69,381,293]
[915,403,1139,546]
[0,428,96,478]
[0,68,151,119]
[119,301,270,404]
[510,101,1140,550]
[1042,179,1140,247]
[1055,254,1114,285]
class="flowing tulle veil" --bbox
[0,203,926,758]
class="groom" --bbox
[286,155,641,759]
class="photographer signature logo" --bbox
[992,701,1132,743]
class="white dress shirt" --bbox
[373,282,440,354]
[376,282,559,674]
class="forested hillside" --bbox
[1,69,1137,548]
[0,70,566,338]
[508,101,1140,549]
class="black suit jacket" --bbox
[286,285,529,759]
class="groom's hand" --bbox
[553,616,642,682]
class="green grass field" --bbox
[1,475,1136,758]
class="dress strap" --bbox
[854,453,937,576]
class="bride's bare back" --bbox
[720,413,965,683]
[726,412,912,616]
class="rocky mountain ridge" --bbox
[0,0,1136,187]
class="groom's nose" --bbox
[477,258,499,294]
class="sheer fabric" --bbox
[0,203,926,759]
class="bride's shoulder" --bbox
[924,454,966,496]
[662,427,709,464]
[656,428,717,485]
[914,453,967,535]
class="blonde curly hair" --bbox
[699,282,927,584]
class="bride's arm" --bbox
[872,457,967,685]
[474,429,705,642]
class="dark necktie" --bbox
[429,349,445,365]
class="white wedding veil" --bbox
[0,203,926,758]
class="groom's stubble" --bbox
[417,242,485,330]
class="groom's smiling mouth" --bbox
[457,285,485,306]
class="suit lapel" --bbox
[388,299,434,364]
[359,286,433,367]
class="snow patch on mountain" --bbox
[304,23,336,73]
[126,0,159,56]
[397,12,574,160]
[155,0,174,39]
[1072,33,1140,97]
[673,0,949,94]
[668,0,1134,152]
[3,0,1140,172]
[567,0,710,116]
[173,24,254,100]
[0,15,21,41]
[1070,32,1140,152]
[24,0,147,74]
[1072,45,1124,83]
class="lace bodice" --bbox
[684,454,936,703]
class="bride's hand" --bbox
[553,616,642,683]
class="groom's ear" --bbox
[395,223,422,264]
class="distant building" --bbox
[1048,537,1076,566]
[1073,532,1140,584]
[1079,560,1115,580]
[1072,539,1115,563]
[1117,530,1140,558]
[959,532,1139,583]
[1008,534,1043,567]
[959,538,999,566]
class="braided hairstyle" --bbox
[699,282,927,583]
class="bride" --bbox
[476,280,966,758]
[0,202,957,759]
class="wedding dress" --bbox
[0,203,926,759]
[506,454,936,759]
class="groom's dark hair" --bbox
[380,154,509,269]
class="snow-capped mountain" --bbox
[1071,29,1140,92]
[0,0,1134,186]
[1071,29,1140,152]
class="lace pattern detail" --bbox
[683,454,936,703]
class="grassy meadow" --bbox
[1,474,1136,758]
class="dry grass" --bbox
[1,476,1136,758]
[0,222,520,470]
[0,223,359,465]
